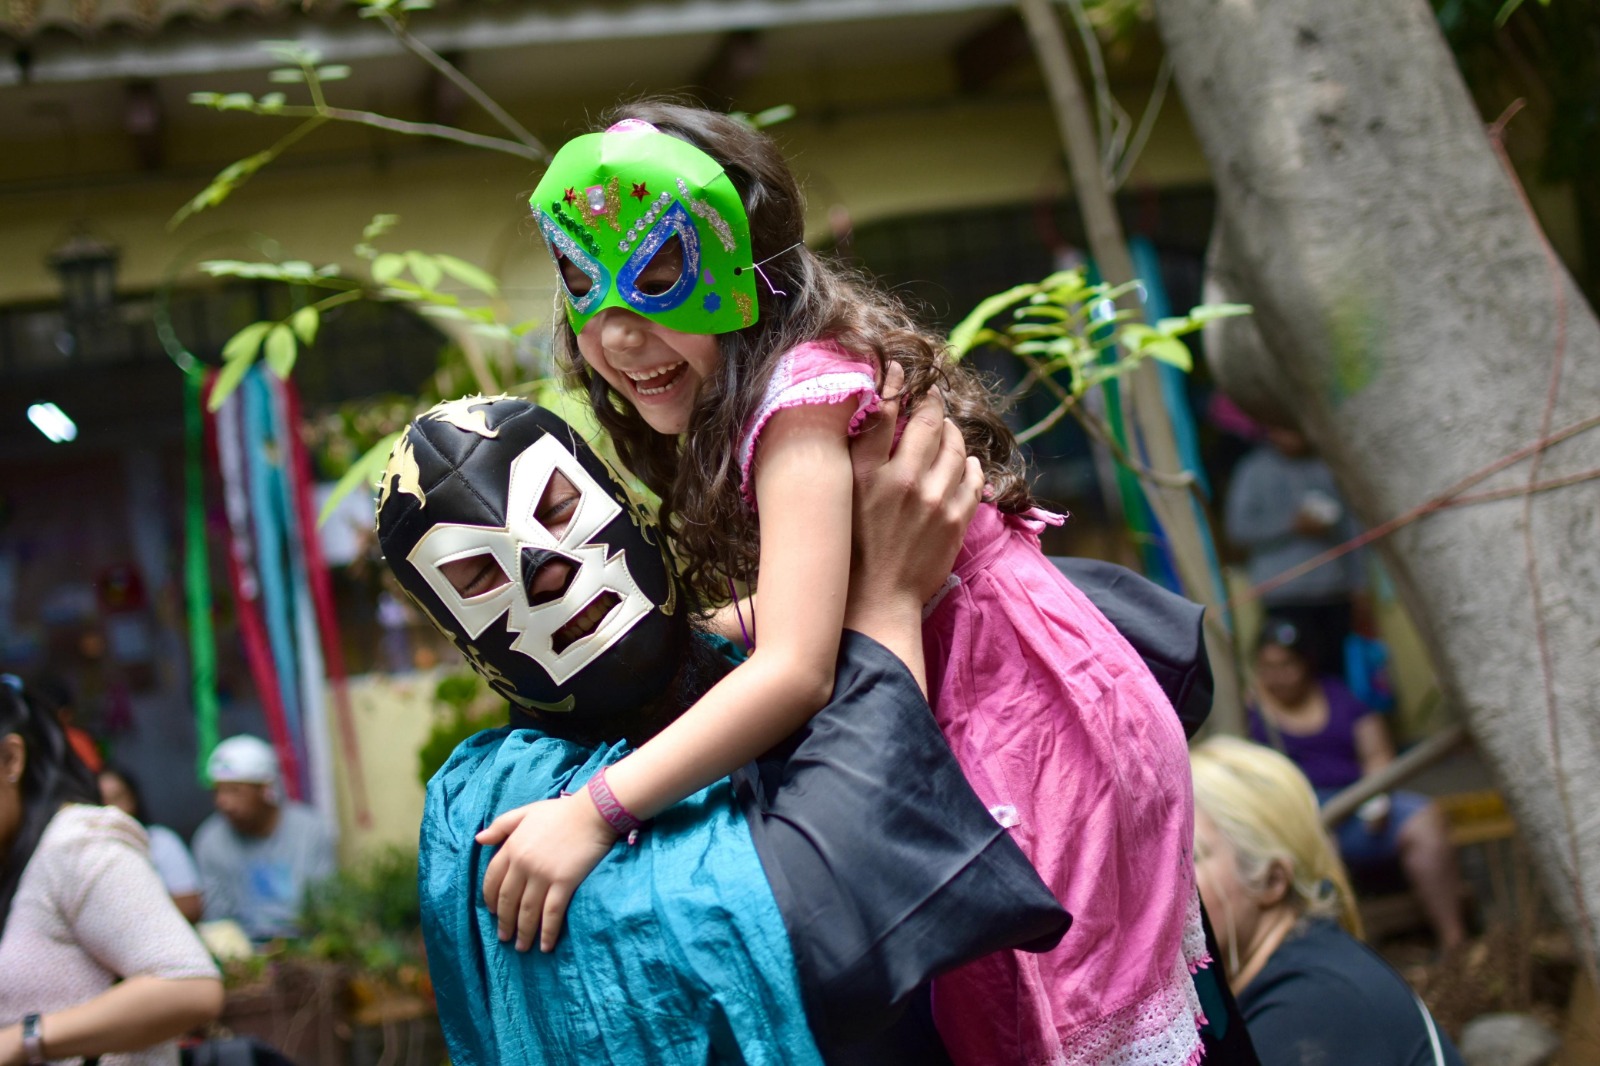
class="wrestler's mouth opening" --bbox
[552,590,621,654]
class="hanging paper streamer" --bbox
[266,375,337,829]
[241,369,308,800]
[1085,260,1176,589]
[183,371,221,779]
[213,383,304,801]
[283,380,372,828]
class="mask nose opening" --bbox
[521,546,579,607]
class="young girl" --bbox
[482,101,1209,1065]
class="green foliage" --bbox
[201,215,540,413]
[948,268,1248,442]
[417,670,505,787]
[298,846,423,977]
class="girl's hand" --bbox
[476,791,619,952]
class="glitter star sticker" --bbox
[563,187,577,205]
[631,182,649,201]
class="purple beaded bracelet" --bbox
[586,766,643,845]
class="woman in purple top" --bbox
[1247,619,1465,950]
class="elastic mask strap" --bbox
[736,241,803,298]
[728,577,757,653]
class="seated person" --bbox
[377,392,1069,1065]
[1247,619,1465,949]
[1190,737,1464,1066]
[191,736,336,941]
[99,766,203,923]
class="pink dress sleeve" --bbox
[737,341,880,508]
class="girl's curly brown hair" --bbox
[553,99,1034,607]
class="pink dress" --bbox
[739,341,1210,1066]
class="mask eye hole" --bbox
[536,469,582,541]
[440,552,510,600]
[554,249,595,298]
[634,234,685,297]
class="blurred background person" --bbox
[1248,620,1465,950]
[0,677,222,1066]
[192,735,334,941]
[1224,425,1368,677]
[1190,736,1463,1066]
[99,766,203,923]
[26,674,103,775]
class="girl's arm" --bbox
[478,401,860,952]
[0,976,223,1066]
[607,399,856,812]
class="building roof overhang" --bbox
[4,0,1012,86]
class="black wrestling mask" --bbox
[376,396,687,736]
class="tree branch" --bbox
[377,11,550,160]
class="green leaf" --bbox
[217,93,256,111]
[261,39,318,65]
[258,92,287,112]
[221,321,273,363]
[317,65,352,81]
[363,213,400,241]
[418,304,469,322]
[278,260,317,278]
[320,431,401,527]
[400,0,434,9]
[169,150,274,229]
[750,104,796,129]
[371,253,406,284]
[1142,337,1193,372]
[435,254,499,296]
[269,68,306,84]
[1185,302,1252,325]
[949,282,1046,356]
[263,324,298,377]
[188,91,220,106]
[1118,323,1159,349]
[405,251,443,291]
[208,354,254,411]
[292,306,320,346]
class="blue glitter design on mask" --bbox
[617,202,702,315]
[702,292,722,312]
[536,208,609,315]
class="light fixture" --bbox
[47,229,121,325]
[27,402,78,443]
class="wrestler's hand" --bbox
[476,791,618,952]
[844,361,982,690]
[848,361,982,612]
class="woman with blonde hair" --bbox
[1190,736,1463,1066]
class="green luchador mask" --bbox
[530,121,759,336]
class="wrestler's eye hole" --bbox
[535,470,581,540]
[634,234,684,297]
[440,552,510,599]
[554,250,594,298]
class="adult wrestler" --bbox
[376,387,1069,1065]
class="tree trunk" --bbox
[1152,0,1600,974]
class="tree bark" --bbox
[1153,0,1600,974]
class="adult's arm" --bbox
[842,365,983,692]
[0,810,222,1065]
[0,977,223,1066]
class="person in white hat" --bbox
[190,736,335,941]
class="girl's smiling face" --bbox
[566,236,723,436]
